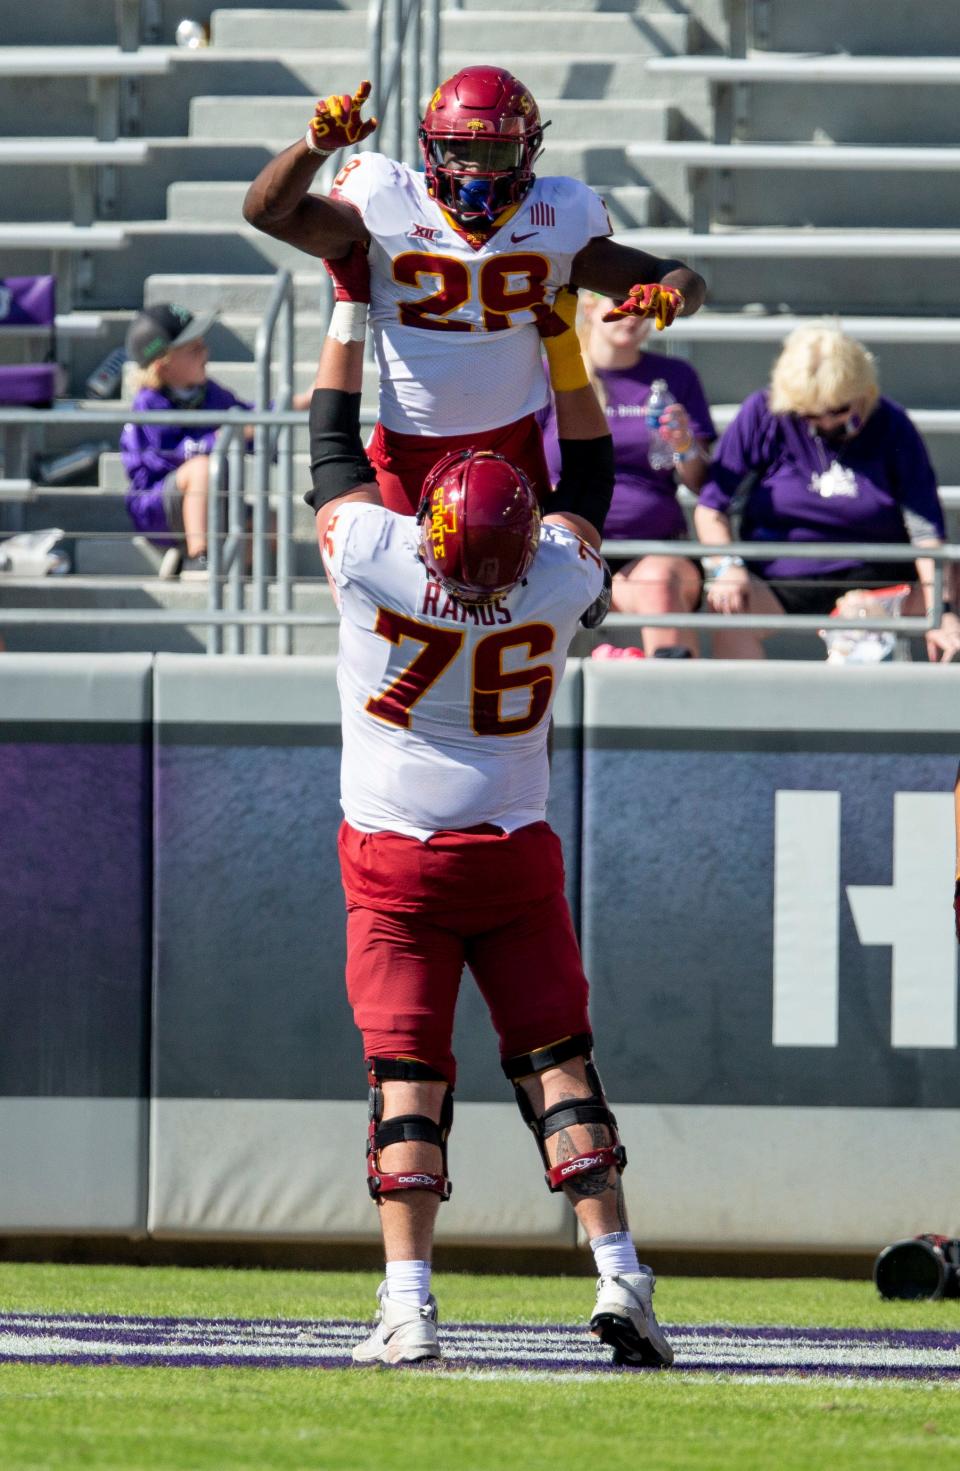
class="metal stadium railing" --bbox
[368,0,443,168]
[1,405,957,654]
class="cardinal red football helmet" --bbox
[417,449,542,603]
[419,66,546,223]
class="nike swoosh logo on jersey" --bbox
[511,231,538,243]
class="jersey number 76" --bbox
[365,609,555,737]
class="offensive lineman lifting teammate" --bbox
[308,268,674,1368]
[244,66,706,512]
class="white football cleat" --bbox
[590,1269,675,1368]
[351,1282,442,1367]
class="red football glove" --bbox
[323,242,371,304]
[602,282,685,331]
[307,80,377,154]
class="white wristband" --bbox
[703,554,745,580]
[327,300,368,344]
[304,127,334,158]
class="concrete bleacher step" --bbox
[118,357,323,404]
[165,179,654,230]
[0,0,363,46]
[623,140,960,231]
[665,310,960,414]
[67,536,167,577]
[453,0,672,9]
[444,0,732,47]
[0,51,708,144]
[144,273,326,316]
[24,486,131,535]
[0,574,339,656]
[77,160,668,300]
[24,463,960,587]
[188,95,677,146]
[21,479,325,580]
[753,0,960,56]
[97,452,314,502]
[19,478,320,557]
[648,55,960,148]
[682,344,960,421]
[210,8,690,54]
[0,140,277,225]
[171,135,667,191]
[725,167,959,234]
[140,239,960,344]
[77,224,318,308]
[117,299,333,361]
[114,358,379,419]
[616,228,960,317]
[447,0,731,25]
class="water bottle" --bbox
[645,378,676,471]
[85,346,128,400]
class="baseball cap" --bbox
[125,303,217,368]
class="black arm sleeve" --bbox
[580,558,612,629]
[547,435,615,537]
[304,387,375,509]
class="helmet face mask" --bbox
[419,66,545,224]
[417,450,542,604]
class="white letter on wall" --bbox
[773,790,840,1046]
[847,792,957,1049]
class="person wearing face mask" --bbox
[120,304,311,576]
[540,292,715,656]
[694,324,960,662]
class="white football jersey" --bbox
[322,502,603,840]
[330,152,611,436]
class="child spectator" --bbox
[120,305,248,577]
[120,304,312,577]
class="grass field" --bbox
[1,1264,959,1471]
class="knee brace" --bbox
[502,1032,626,1194]
[366,1057,454,1204]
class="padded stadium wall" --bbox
[0,655,957,1253]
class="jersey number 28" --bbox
[392,252,550,332]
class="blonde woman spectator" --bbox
[540,293,715,656]
[695,325,960,662]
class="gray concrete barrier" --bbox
[1,654,956,1251]
[581,661,959,1250]
[0,654,152,1232]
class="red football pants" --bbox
[338,820,591,1085]
[367,414,551,515]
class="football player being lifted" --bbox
[244,66,706,512]
[306,248,673,1369]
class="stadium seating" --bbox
[0,0,958,653]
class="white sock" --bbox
[590,1231,641,1278]
[385,1259,432,1307]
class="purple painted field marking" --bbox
[0,1313,958,1379]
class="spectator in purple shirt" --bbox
[541,292,715,656]
[695,325,960,662]
[120,303,311,577]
